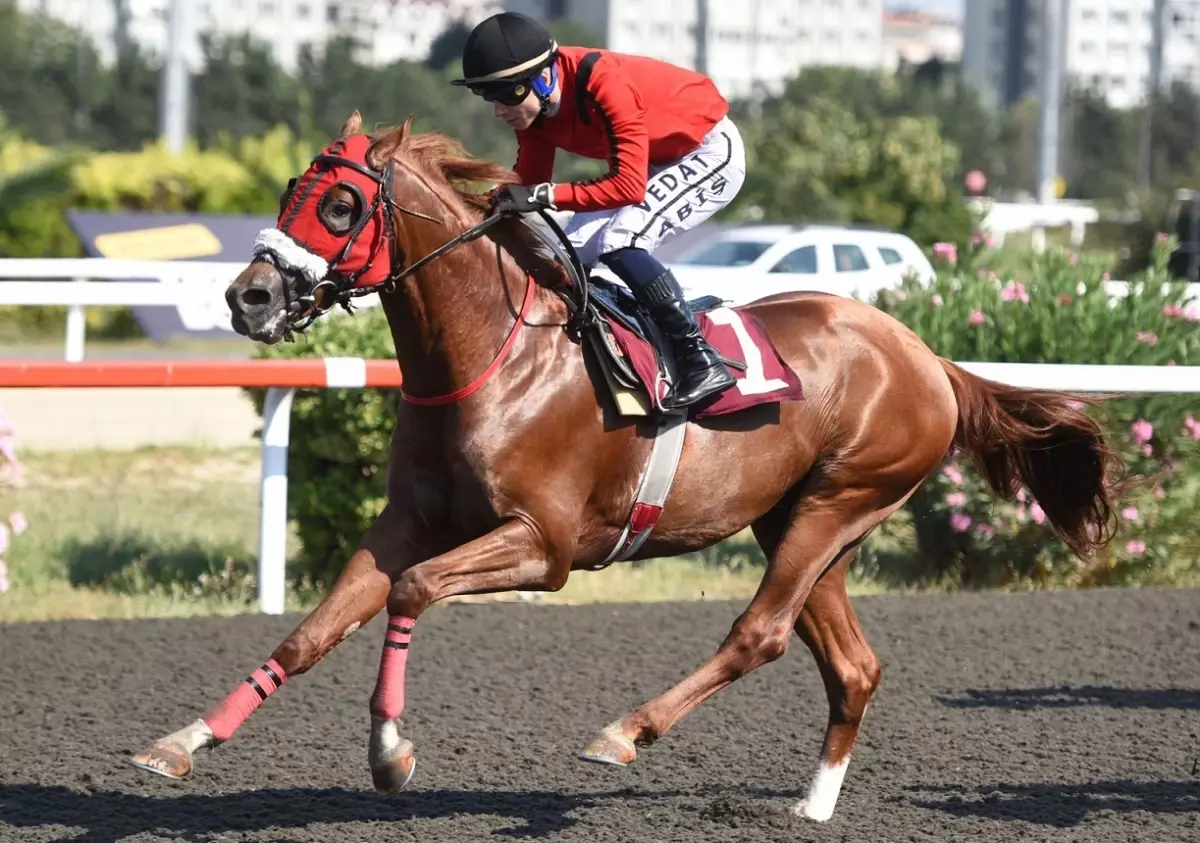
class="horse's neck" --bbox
[380,225,536,399]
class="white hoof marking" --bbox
[167,719,215,753]
[793,757,850,822]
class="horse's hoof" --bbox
[131,740,194,779]
[369,716,416,795]
[578,723,637,767]
[792,799,835,822]
[370,745,416,795]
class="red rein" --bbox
[400,273,536,407]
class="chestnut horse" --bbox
[132,113,1125,823]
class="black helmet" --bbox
[450,12,558,88]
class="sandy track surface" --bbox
[2,588,1198,841]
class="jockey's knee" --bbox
[598,246,666,288]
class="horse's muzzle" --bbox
[226,262,289,344]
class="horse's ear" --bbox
[338,111,363,140]
[367,115,414,167]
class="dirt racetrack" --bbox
[2,587,1198,842]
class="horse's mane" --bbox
[374,126,571,290]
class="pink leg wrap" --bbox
[370,616,416,720]
[202,658,288,743]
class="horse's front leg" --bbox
[368,517,571,794]
[131,504,418,779]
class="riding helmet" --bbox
[450,12,559,87]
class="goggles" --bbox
[469,78,534,107]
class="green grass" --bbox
[0,335,255,360]
[0,445,892,624]
[5,443,1190,625]
[0,445,283,622]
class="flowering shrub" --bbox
[0,403,28,595]
[867,235,1200,588]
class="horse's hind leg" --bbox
[788,549,881,821]
[130,505,414,779]
[577,485,893,774]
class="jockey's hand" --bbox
[491,183,556,215]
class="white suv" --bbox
[660,223,937,307]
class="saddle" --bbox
[523,211,802,420]
[524,212,736,416]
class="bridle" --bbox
[263,140,589,337]
[265,148,510,335]
[256,139,591,406]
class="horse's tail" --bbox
[938,358,1128,558]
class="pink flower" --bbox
[1000,281,1030,303]
[933,242,958,264]
[1122,506,1140,521]
[0,560,8,594]
[1157,232,1170,245]
[1136,331,1159,346]
[950,512,972,532]
[8,512,25,536]
[931,294,944,306]
[1031,503,1046,525]
[1154,486,1167,500]
[945,492,967,507]
[1125,539,1146,556]
[1184,305,1200,322]
[1164,304,1184,318]
[1102,272,1111,281]
[0,460,24,487]
[1185,416,1200,440]
[942,464,964,485]
[1016,488,1027,503]
[1131,419,1153,444]
[1142,445,1153,457]
[976,524,996,540]
[968,310,986,326]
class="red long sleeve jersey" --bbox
[513,46,728,213]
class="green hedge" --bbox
[244,307,399,590]
[864,236,1199,588]
[0,127,313,340]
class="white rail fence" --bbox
[0,258,380,360]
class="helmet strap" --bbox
[531,60,559,119]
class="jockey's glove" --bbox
[491,182,556,215]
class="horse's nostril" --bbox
[240,288,272,308]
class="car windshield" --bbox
[674,239,772,267]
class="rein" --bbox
[399,268,537,407]
[393,210,587,408]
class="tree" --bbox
[734,97,973,248]
[425,19,472,71]
[191,32,305,146]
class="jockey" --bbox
[451,12,747,410]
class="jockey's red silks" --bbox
[276,133,392,289]
[202,658,288,744]
[370,616,416,720]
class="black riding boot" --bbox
[599,247,735,409]
[632,270,737,409]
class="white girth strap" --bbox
[598,409,689,566]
